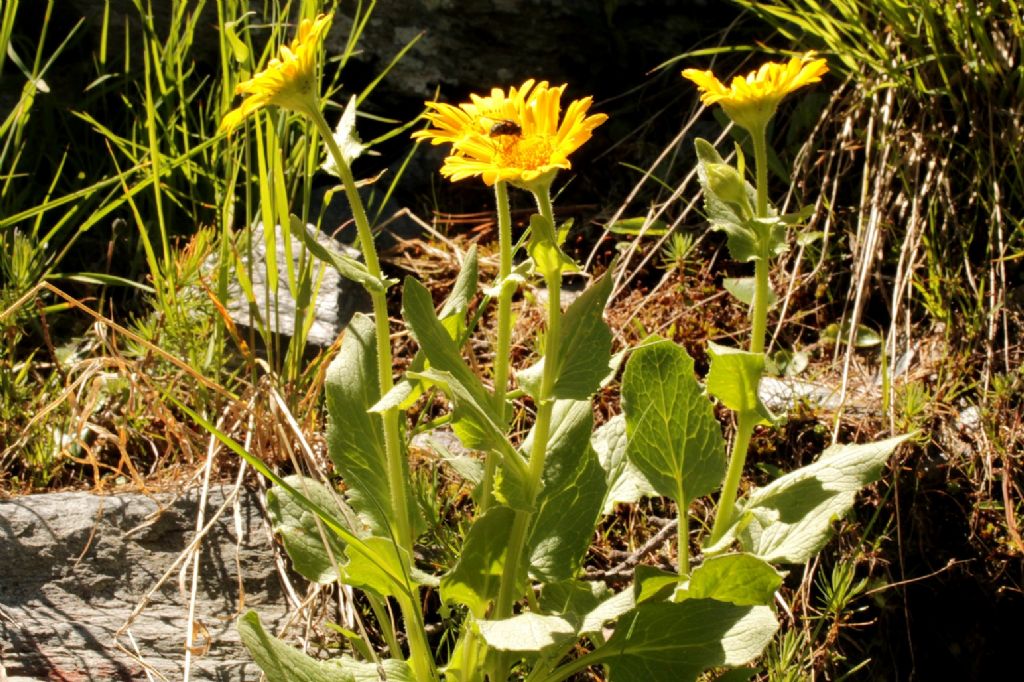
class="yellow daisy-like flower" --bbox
[682,52,828,132]
[412,80,607,187]
[219,14,332,134]
[413,79,539,147]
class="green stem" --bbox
[493,180,514,410]
[488,186,561,681]
[309,106,434,681]
[677,489,689,576]
[708,127,772,550]
[709,409,757,545]
[397,593,438,681]
[456,622,484,682]
[480,181,515,513]
[750,122,770,354]
[751,254,770,355]
[309,107,411,550]
[493,277,559,617]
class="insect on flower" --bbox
[488,119,522,138]
[412,80,607,186]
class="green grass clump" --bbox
[735,0,1023,375]
[0,0,413,486]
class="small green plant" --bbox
[188,20,909,680]
[658,231,696,274]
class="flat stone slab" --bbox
[0,487,288,681]
[223,222,367,348]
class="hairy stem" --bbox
[479,181,515,512]
[310,108,411,550]
[494,180,514,410]
[750,122,770,354]
[309,107,434,681]
[677,486,690,576]
[708,124,773,544]
[709,409,757,545]
[488,185,561,681]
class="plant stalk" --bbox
[677,487,689,576]
[750,122,770,354]
[710,124,772,545]
[494,180,514,410]
[309,106,434,681]
[488,185,561,681]
[310,108,411,550]
[709,409,757,545]
[479,180,515,512]
[493,269,560,618]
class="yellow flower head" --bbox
[412,80,608,187]
[682,53,828,132]
[219,14,332,134]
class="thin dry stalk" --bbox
[832,83,895,442]
[182,414,225,681]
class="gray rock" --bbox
[332,0,712,99]
[54,0,712,101]
[0,487,287,681]
[224,222,368,349]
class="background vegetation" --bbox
[1,0,1020,679]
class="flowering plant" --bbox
[213,23,906,680]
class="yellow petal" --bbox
[413,79,606,185]
[682,53,829,130]
[219,13,332,134]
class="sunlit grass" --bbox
[0,0,416,486]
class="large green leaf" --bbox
[379,247,479,412]
[440,505,520,617]
[239,611,414,682]
[633,565,682,604]
[706,342,771,422]
[334,659,414,682]
[550,269,614,399]
[264,481,415,598]
[239,610,350,682]
[402,276,495,429]
[525,400,608,582]
[269,480,416,597]
[540,580,612,621]
[410,368,530,508]
[579,588,636,635]
[518,270,614,401]
[477,613,576,653]
[438,245,479,321]
[715,435,911,563]
[325,313,400,536]
[592,414,657,514]
[622,338,726,505]
[596,600,778,682]
[722,277,777,308]
[341,535,417,598]
[528,213,577,280]
[266,475,350,584]
[674,554,781,606]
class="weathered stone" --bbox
[223,222,368,349]
[332,0,713,100]
[45,0,727,117]
[0,487,287,681]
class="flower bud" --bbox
[706,163,752,216]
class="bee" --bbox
[488,119,522,138]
